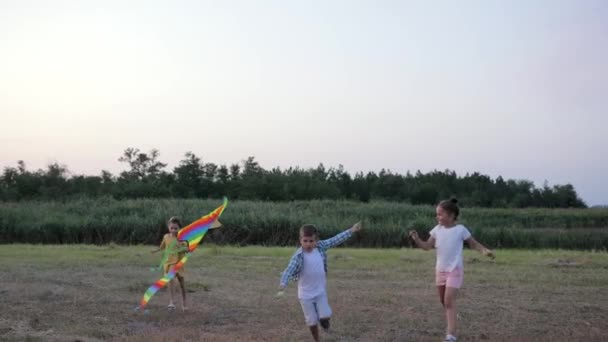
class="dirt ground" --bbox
[0,245,607,341]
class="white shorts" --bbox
[299,292,332,326]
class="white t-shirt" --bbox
[298,248,327,299]
[430,224,472,272]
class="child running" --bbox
[151,216,189,311]
[278,222,362,342]
[409,198,494,342]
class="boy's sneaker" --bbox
[319,318,330,332]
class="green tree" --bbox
[118,147,167,180]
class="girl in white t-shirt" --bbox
[409,198,494,342]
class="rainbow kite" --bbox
[138,197,228,310]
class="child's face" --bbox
[436,206,455,226]
[168,222,180,235]
[300,234,318,252]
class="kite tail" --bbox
[139,253,190,309]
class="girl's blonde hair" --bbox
[168,216,182,228]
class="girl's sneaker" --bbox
[443,335,457,342]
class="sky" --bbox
[1,0,607,205]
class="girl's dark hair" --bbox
[438,198,460,219]
[168,216,182,228]
[300,224,319,238]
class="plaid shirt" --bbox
[280,229,353,287]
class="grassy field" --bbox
[2,198,608,249]
[0,244,607,341]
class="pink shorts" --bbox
[435,267,464,288]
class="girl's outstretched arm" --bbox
[408,231,435,250]
[466,237,495,259]
[151,235,168,253]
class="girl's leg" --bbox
[177,275,187,310]
[437,285,446,306]
[168,278,176,307]
[444,287,459,336]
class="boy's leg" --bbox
[316,293,332,331]
[177,274,187,310]
[300,298,320,342]
[309,325,320,342]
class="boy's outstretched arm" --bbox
[279,253,299,289]
[466,237,495,259]
[408,230,435,250]
[320,222,362,248]
[350,222,363,233]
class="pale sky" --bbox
[1,0,607,205]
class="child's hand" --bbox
[483,248,495,260]
[408,230,419,240]
[350,222,363,233]
[276,286,286,298]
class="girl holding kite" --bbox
[139,198,227,313]
[151,216,189,311]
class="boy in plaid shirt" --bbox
[278,222,362,341]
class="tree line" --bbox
[0,148,586,208]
